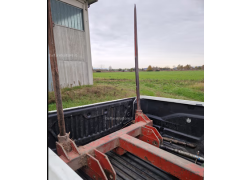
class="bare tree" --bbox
[177,64,183,71]
[109,66,112,71]
[184,64,192,70]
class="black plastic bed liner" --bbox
[76,151,178,180]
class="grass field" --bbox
[48,71,204,111]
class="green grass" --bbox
[48,71,204,111]
[93,71,203,80]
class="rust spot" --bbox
[79,154,87,167]
[62,141,72,152]
[104,169,114,180]
[153,141,157,146]
[144,156,151,163]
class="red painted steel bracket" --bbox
[139,126,160,147]
[56,138,80,161]
[56,112,204,180]
[94,149,116,180]
[82,153,107,180]
[134,110,153,125]
[145,125,163,145]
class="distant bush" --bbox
[147,65,153,71]
[96,70,101,72]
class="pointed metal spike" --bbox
[134,4,141,111]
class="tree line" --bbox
[146,64,204,71]
[94,64,204,72]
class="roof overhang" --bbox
[72,0,98,6]
[87,0,98,5]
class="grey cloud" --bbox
[89,0,203,69]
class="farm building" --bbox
[48,0,98,91]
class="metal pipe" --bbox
[163,137,197,148]
[48,0,66,136]
[160,145,204,162]
[134,5,141,111]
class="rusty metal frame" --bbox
[56,111,204,180]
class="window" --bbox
[51,0,84,31]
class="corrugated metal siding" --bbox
[51,0,84,31]
[53,25,91,87]
[48,0,93,89]
[48,48,54,92]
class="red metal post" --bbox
[134,5,141,111]
[48,0,67,137]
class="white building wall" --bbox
[53,25,91,87]
[82,1,94,85]
[48,0,93,90]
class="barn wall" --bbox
[53,25,91,87]
[48,0,93,91]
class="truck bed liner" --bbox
[76,151,178,180]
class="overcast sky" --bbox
[88,0,204,69]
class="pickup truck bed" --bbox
[48,96,204,180]
[76,151,178,180]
